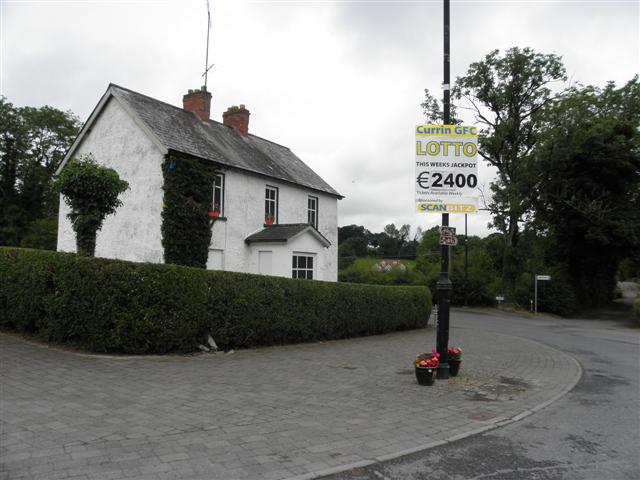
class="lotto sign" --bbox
[415,124,479,214]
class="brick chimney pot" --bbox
[183,86,212,122]
[223,105,251,137]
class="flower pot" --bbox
[448,359,461,376]
[208,211,220,218]
[415,367,436,386]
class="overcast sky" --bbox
[2,0,638,238]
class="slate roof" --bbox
[245,224,331,247]
[108,84,341,198]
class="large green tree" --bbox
[453,47,567,300]
[530,77,640,307]
[0,97,81,248]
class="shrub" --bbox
[0,247,432,353]
[338,255,356,270]
[20,218,58,251]
[54,154,129,256]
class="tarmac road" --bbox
[322,304,640,480]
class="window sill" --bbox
[211,216,228,222]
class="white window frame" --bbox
[308,195,318,229]
[292,253,315,280]
[265,185,278,223]
[213,173,225,216]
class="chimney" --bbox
[223,105,250,137]
[182,86,212,122]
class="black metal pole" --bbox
[464,213,468,306]
[436,0,451,380]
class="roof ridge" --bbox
[109,83,198,118]
[271,223,311,227]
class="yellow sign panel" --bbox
[416,203,477,214]
[415,124,479,214]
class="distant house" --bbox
[373,260,407,272]
[56,84,342,281]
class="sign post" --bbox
[414,1,478,379]
[534,274,551,314]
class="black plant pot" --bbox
[415,367,436,386]
[449,360,461,376]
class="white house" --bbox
[56,84,342,281]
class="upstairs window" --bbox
[213,174,225,216]
[265,186,278,224]
[292,254,314,280]
[308,196,318,229]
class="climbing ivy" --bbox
[161,151,218,268]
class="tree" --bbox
[338,224,370,245]
[338,224,370,261]
[0,97,81,247]
[19,106,82,218]
[0,98,29,245]
[453,47,567,300]
[421,88,461,124]
[530,77,640,307]
[339,236,368,258]
[377,223,411,257]
[54,155,129,256]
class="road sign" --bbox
[415,124,479,214]
[439,226,458,246]
[534,274,551,314]
[496,295,505,301]
[440,236,458,246]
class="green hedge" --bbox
[0,247,432,353]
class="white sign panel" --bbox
[415,124,479,214]
[536,275,551,281]
[439,226,458,246]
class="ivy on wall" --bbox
[161,151,218,268]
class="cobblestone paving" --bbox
[0,324,580,480]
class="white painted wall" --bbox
[57,97,165,263]
[209,168,338,281]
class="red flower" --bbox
[448,346,462,360]
[414,353,439,368]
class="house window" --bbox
[213,174,225,216]
[265,186,278,223]
[292,254,314,280]
[308,196,318,229]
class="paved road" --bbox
[323,305,640,480]
[0,313,581,480]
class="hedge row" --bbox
[0,248,432,353]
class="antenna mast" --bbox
[203,0,214,91]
